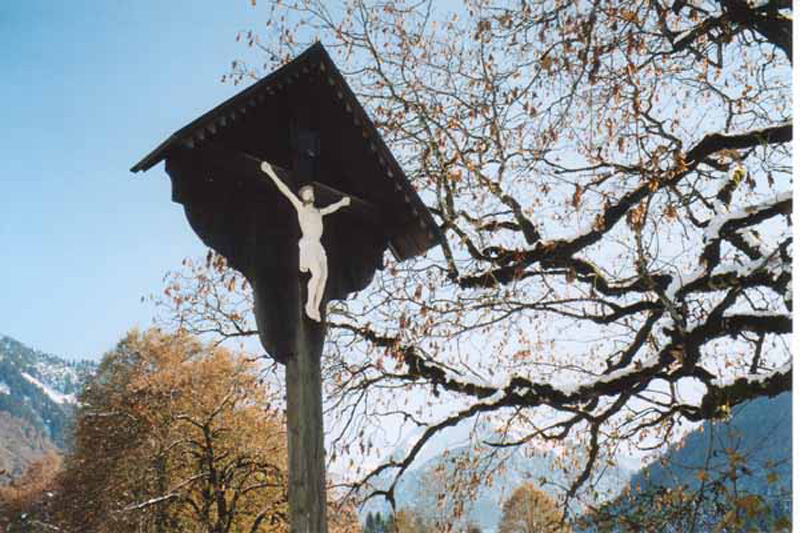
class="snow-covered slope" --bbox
[0,334,94,449]
[21,372,77,405]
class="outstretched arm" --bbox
[260,161,302,211]
[320,196,351,216]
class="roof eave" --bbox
[131,42,442,256]
[131,43,328,173]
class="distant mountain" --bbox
[579,392,792,531]
[0,411,57,483]
[360,422,632,531]
[631,391,791,497]
[0,334,95,482]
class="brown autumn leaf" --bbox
[571,184,583,208]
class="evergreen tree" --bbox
[365,512,376,533]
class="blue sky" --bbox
[0,1,267,360]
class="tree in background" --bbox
[582,481,790,532]
[394,508,431,533]
[0,329,365,532]
[158,0,792,519]
[0,452,62,532]
[364,511,392,533]
[53,329,288,532]
[579,398,792,532]
[329,499,365,533]
[498,484,570,533]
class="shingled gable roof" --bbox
[131,42,440,261]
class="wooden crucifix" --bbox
[131,43,440,532]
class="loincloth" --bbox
[298,238,327,272]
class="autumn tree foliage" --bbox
[329,500,366,533]
[393,507,431,533]
[583,480,790,532]
[54,330,289,532]
[580,398,791,532]
[0,452,62,531]
[498,484,570,533]
[157,0,792,516]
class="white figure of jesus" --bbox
[260,161,350,322]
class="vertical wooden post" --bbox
[285,312,328,532]
[286,105,328,532]
[135,41,442,533]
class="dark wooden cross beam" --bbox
[131,42,440,532]
[227,145,381,220]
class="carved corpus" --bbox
[131,42,440,532]
[260,161,350,322]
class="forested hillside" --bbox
[0,335,94,481]
[581,392,791,531]
[633,392,791,498]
